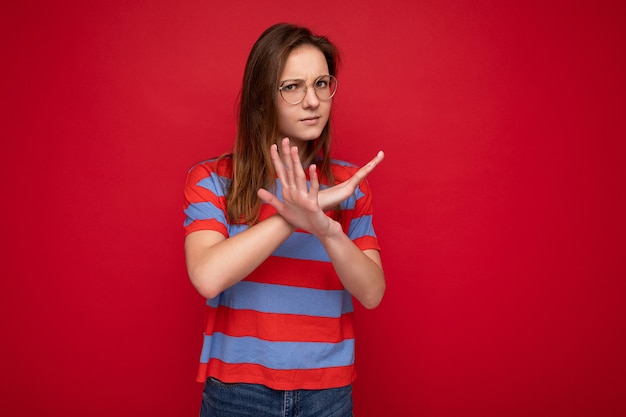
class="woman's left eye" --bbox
[316,79,328,88]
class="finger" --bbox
[369,150,385,167]
[257,188,283,211]
[270,144,288,183]
[280,138,296,186]
[291,146,308,191]
[308,164,320,201]
[362,150,385,174]
[350,150,385,185]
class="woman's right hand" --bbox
[258,139,335,238]
[318,150,385,211]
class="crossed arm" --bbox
[185,138,386,308]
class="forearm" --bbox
[257,139,385,308]
[317,221,386,309]
[185,214,295,299]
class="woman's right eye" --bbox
[281,81,303,92]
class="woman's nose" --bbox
[301,87,320,108]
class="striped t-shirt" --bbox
[183,156,380,390]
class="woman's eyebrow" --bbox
[280,75,327,82]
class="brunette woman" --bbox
[184,23,385,416]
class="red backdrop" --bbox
[2,1,625,416]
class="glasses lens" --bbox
[314,75,337,100]
[280,80,306,104]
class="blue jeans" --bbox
[200,378,353,417]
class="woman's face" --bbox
[276,45,332,150]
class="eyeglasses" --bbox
[278,75,338,105]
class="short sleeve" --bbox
[183,159,232,237]
[336,165,380,252]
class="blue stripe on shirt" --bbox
[206,281,353,318]
[348,214,376,239]
[273,232,330,262]
[196,172,230,197]
[200,333,355,369]
[340,186,366,210]
[184,202,227,227]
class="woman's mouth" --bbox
[300,116,320,125]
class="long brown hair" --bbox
[226,23,340,225]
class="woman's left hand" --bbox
[257,138,336,238]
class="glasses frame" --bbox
[277,74,338,105]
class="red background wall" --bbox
[2,1,625,416]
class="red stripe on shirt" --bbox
[353,235,380,251]
[185,219,227,237]
[196,359,356,390]
[204,306,355,343]
[244,256,345,290]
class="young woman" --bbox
[183,23,385,417]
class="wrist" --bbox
[315,219,343,242]
[271,213,297,233]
